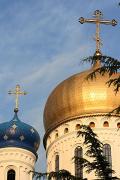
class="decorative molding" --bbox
[46,116,119,151]
[43,113,120,148]
[0,148,36,167]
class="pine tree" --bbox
[74,125,119,180]
[31,169,84,179]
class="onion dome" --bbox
[0,112,40,157]
[44,66,120,135]
[43,10,118,146]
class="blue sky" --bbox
[0,0,119,172]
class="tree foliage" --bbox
[32,125,120,180]
[85,56,120,90]
[74,125,119,180]
[30,169,85,180]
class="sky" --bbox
[0,0,119,172]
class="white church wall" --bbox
[46,115,120,179]
[0,147,36,180]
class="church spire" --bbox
[79,10,117,57]
[8,84,27,113]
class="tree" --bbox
[74,125,119,180]
[30,169,85,180]
[31,124,120,180]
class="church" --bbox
[0,9,120,180]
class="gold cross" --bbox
[8,85,27,112]
[79,10,117,56]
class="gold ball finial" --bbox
[79,17,85,24]
[14,108,19,113]
[94,50,102,57]
[93,10,103,17]
[111,19,117,26]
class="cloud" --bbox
[21,45,90,86]
[0,0,118,173]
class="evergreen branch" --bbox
[108,105,120,115]
[83,56,120,81]
[77,125,119,179]
[107,76,120,94]
[30,170,86,180]
[83,56,120,71]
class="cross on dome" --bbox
[8,84,27,112]
[79,10,117,56]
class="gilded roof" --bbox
[44,67,120,134]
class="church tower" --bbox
[43,10,120,179]
[0,85,40,180]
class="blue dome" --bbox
[0,112,40,157]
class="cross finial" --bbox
[79,10,117,56]
[8,85,27,113]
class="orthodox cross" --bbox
[79,10,117,56]
[8,85,27,112]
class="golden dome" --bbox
[44,66,120,134]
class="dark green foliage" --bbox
[47,170,75,180]
[83,56,120,93]
[32,125,120,180]
[30,169,86,180]
[107,76,120,94]
[84,55,120,79]
[109,105,120,114]
[75,125,119,180]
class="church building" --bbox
[43,10,120,179]
[0,9,119,180]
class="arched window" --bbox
[76,124,80,130]
[7,169,15,180]
[55,132,58,139]
[117,122,120,128]
[103,121,109,127]
[103,144,112,166]
[103,144,112,178]
[55,154,59,172]
[89,122,95,128]
[64,128,69,134]
[74,146,83,178]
